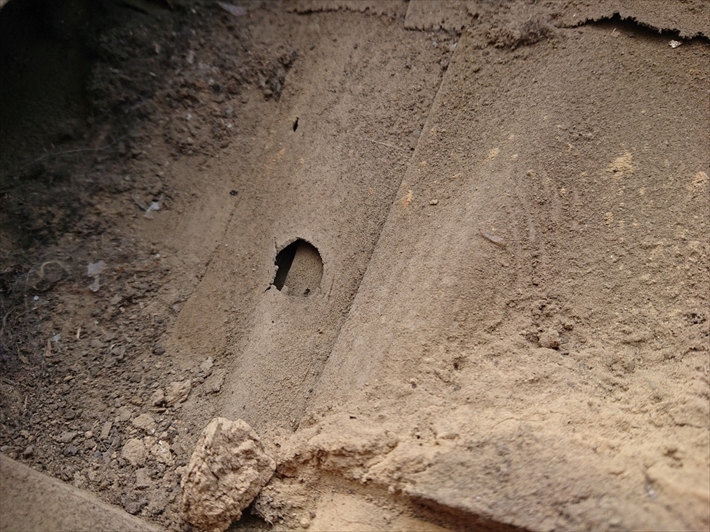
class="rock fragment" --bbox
[58,431,78,443]
[122,496,148,515]
[116,406,132,423]
[166,380,191,405]
[150,389,165,406]
[150,440,174,465]
[204,373,224,394]
[538,328,560,349]
[200,357,214,374]
[180,417,275,532]
[122,438,147,467]
[100,421,113,440]
[135,468,152,489]
[132,413,156,434]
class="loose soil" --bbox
[0,1,708,531]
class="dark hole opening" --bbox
[292,117,299,131]
[273,238,323,296]
[273,241,298,290]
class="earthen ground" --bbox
[1,1,708,531]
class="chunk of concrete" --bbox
[180,417,275,532]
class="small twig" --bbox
[18,135,130,172]
[0,308,14,340]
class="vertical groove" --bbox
[305,33,464,403]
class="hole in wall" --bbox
[273,238,322,296]
[292,117,298,131]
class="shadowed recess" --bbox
[273,239,323,296]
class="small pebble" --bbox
[150,389,165,406]
[100,421,113,440]
[116,407,132,423]
[64,445,79,456]
[135,468,152,489]
[200,357,214,373]
[123,497,148,515]
[132,413,156,434]
[59,431,79,443]
[539,329,561,350]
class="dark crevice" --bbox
[575,13,710,42]
[273,238,323,296]
[273,241,298,290]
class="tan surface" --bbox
[284,242,323,297]
[305,19,709,531]
[0,454,162,532]
[0,1,708,531]
[197,11,446,432]
[405,0,471,31]
[405,0,710,36]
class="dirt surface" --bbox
[1,453,161,532]
[0,1,708,531]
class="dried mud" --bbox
[0,1,708,531]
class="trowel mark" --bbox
[307,27,468,398]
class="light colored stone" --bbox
[150,389,165,406]
[122,438,147,467]
[166,380,192,405]
[58,431,78,443]
[539,328,561,350]
[116,406,132,423]
[135,468,152,489]
[150,440,174,465]
[72,472,86,490]
[132,413,156,434]
[175,466,187,480]
[200,357,214,374]
[180,417,275,532]
[100,421,113,441]
[204,372,224,394]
